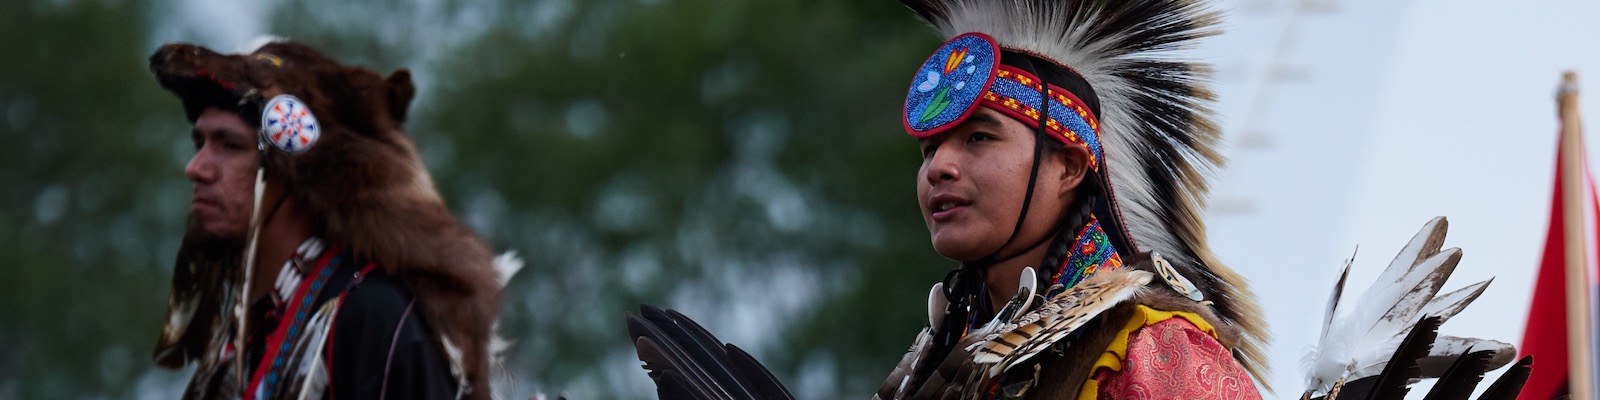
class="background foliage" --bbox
[0,0,956,398]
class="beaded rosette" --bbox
[260,95,320,154]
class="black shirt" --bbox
[327,272,458,399]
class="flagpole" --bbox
[1560,70,1595,400]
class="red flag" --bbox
[1519,72,1597,400]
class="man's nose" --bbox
[184,147,212,183]
[924,147,960,185]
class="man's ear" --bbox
[1056,145,1091,198]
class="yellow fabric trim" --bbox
[1076,305,1219,400]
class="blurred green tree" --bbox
[274,1,954,398]
[0,0,194,398]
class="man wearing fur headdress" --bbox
[147,40,504,399]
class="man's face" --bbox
[185,108,260,239]
[915,107,1073,262]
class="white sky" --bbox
[1203,0,1600,395]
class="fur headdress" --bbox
[899,0,1269,380]
[149,40,501,398]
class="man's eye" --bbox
[224,139,253,152]
[921,144,937,158]
[969,133,993,142]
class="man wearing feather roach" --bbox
[626,0,1533,398]
[632,0,1270,397]
[147,40,510,399]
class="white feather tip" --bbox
[493,251,524,287]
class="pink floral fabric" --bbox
[1094,318,1261,400]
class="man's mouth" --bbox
[928,193,971,221]
[190,193,219,213]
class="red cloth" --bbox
[1519,138,1600,400]
[1095,318,1261,400]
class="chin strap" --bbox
[952,55,1056,291]
[962,127,1047,272]
[921,57,1060,394]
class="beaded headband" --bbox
[902,33,1103,170]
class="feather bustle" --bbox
[1302,217,1526,399]
[1351,248,1461,377]
[880,269,1151,399]
[975,270,1152,375]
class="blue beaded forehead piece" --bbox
[902,33,1001,137]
